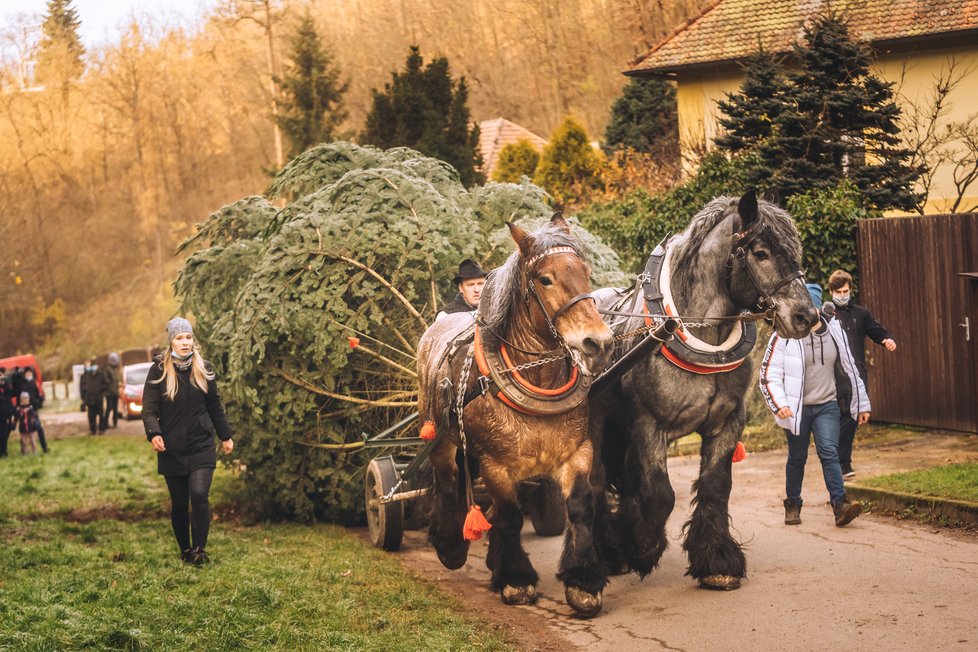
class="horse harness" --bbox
[607,215,804,375]
[440,246,597,420]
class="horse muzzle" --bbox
[566,328,615,376]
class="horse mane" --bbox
[479,221,586,337]
[671,195,802,288]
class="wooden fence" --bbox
[857,213,978,433]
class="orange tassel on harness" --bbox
[419,420,436,441]
[732,440,748,463]
[348,336,360,348]
[463,505,492,541]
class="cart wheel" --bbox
[526,477,567,537]
[365,457,404,551]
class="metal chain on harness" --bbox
[455,350,478,507]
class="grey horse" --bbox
[589,191,818,590]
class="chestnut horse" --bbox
[416,214,614,616]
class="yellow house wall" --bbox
[675,42,978,214]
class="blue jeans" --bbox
[784,401,846,504]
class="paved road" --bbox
[394,434,978,652]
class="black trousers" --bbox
[164,467,215,552]
[839,414,858,467]
[103,395,119,428]
[0,417,10,456]
[86,402,106,433]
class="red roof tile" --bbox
[629,0,978,74]
[478,118,548,176]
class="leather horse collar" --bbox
[641,237,757,374]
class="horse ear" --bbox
[507,221,533,257]
[738,190,759,227]
[550,211,571,234]
[762,187,781,206]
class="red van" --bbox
[0,353,44,402]
[0,353,45,402]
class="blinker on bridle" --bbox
[524,245,596,347]
[727,214,804,317]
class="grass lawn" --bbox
[859,461,978,503]
[0,434,513,651]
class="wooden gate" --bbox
[857,213,978,433]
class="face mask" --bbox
[86,365,97,372]
[832,294,850,306]
[171,350,194,361]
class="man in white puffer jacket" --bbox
[759,284,871,527]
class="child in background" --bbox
[17,391,39,455]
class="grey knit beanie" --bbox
[166,317,194,343]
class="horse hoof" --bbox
[501,584,538,605]
[699,574,741,591]
[436,548,468,570]
[565,586,602,617]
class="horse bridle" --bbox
[524,246,596,345]
[726,215,805,320]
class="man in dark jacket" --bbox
[80,359,108,434]
[436,258,487,319]
[0,370,15,457]
[827,269,897,478]
[104,352,122,428]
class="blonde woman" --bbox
[143,318,233,565]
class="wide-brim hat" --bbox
[453,258,487,285]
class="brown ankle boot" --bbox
[833,497,862,526]
[784,499,801,525]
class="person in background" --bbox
[759,283,871,528]
[435,258,487,320]
[104,352,122,429]
[80,359,107,434]
[826,269,896,479]
[0,370,14,457]
[16,391,39,455]
[19,368,49,453]
[142,317,233,566]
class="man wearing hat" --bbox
[436,258,487,319]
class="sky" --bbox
[1,0,211,47]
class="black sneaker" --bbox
[841,464,856,479]
[180,548,195,564]
[833,498,862,527]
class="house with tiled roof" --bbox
[478,118,548,179]
[627,0,978,213]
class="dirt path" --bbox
[386,433,978,652]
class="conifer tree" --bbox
[275,11,349,158]
[759,15,920,209]
[362,46,483,186]
[715,49,787,153]
[492,139,540,183]
[35,0,85,87]
[604,77,678,158]
[534,117,603,205]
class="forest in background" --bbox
[0,0,707,375]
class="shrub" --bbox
[492,139,540,183]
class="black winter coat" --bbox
[440,293,476,315]
[80,369,107,405]
[141,360,232,476]
[832,302,894,383]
